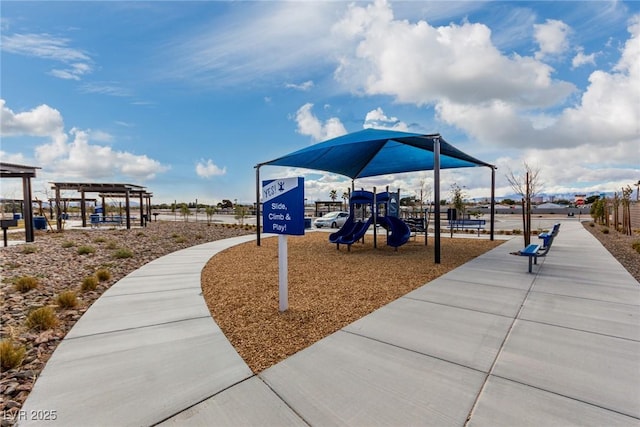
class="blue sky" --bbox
[1,1,638,205]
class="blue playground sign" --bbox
[262,177,305,236]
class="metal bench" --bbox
[518,243,542,273]
[447,219,486,236]
[516,224,561,272]
[538,223,560,248]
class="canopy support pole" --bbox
[434,138,441,264]
[373,187,377,249]
[255,165,261,246]
[490,167,496,241]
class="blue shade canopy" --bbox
[258,128,493,179]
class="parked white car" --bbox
[314,211,349,228]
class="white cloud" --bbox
[295,103,347,142]
[363,108,409,131]
[79,82,131,97]
[1,33,93,80]
[572,49,596,68]
[285,80,314,91]
[332,0,575,108]
[1,100,169,181]
[195,159,226,178]
[164,2,342,87]
[533,19,571,60]
[0,150,27,165]
[0,99,64,137]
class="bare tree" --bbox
[506,162,543,246]
[505,162,543,199]
[417,177,432,217]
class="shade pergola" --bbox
[50,182,152,230]
[0,162,41,243]
[255,129,496,263]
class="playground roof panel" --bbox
[258,128,493,179]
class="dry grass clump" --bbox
[25,307,58,331]
[21,245,37,254]
[96,268,112,281]
[0,339,26,371]
[14,276,39,293]
[56,290,78,309]
[113,248,133,259]
[77,245,96,255]
[202,232,502,373]
[81,276,99,291]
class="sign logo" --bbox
[262,177,305,235]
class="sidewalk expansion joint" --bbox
[64,315,213,340]
[490,374,640,421]
[339,329,487,375]
[150,374,258,426]
[463,258,542,426]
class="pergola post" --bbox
[125,189,131,229]
[139,192,144,227]
[55,185,62,231]
[81,189,87,228]
[22,176,34,242]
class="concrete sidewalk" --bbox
[18,221,639,426]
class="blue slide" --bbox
[334,216,374,250]
[329,215,356,244]
[378,216,411,249]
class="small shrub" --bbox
[512,229,522,235]
[61,241,75,248]
[632,240,640,254]
[96,268,111,281]
[77,245,96,255]
[14,276,38,293]
[0,339,26,370]
[56,290,78,309]
[175,236,187,243]
[113,248,133,259]
[136,231,145,237]
[25,306,58,331]
[171,233,180,238]
[93,237,107,243]
[601,227,610,234]
[21,245,38,254]
[81,276,99,291]
[105,241,118,250]
[589,222,595,227]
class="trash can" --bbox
[304,218,312,229]
[13,213,21,220]
[33,216,47,230]
[90,214,101,226]
[446,208,457,221]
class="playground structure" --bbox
[329,188,411,251]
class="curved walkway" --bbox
[19,222,640,426]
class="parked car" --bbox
[314,211,349,228]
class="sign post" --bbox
[262,177,304,312]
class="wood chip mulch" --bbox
[201,232,502,373]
